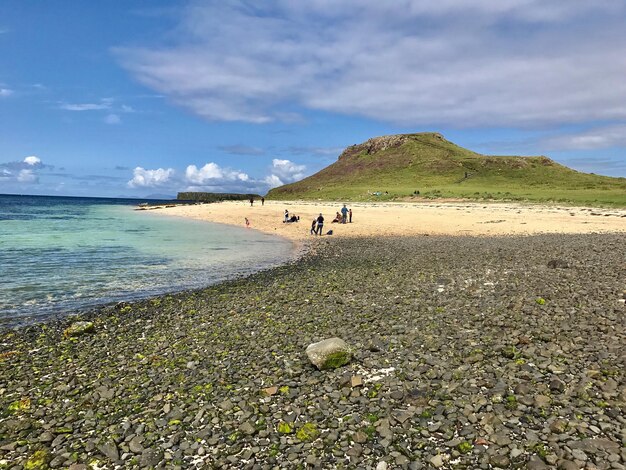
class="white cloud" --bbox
[127,167,174,188]
[264,174,284,188]
[0,156,46,183]
[115,1,626,128]
[0,88,13,97]
[264,159,307,188]
[269,159,306,182]
[17,169,38,183]
[60,102,111,111]
[542,125,626,150]
[24,155,41,166]
[104,113,121,125]
[185,162,249,185]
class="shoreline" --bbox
[1,232,624,468]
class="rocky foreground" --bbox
[1,234,625,469]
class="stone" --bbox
[63,321,95,337]
[395,455,410,465]
[570,449,587,461]
[140,448,163,467]
[392,410,413,424]
[218,399,234,411]
[353,431,368,443]
[569,438,619,454]
[128,436,144,454]
[49,456,65,468]
[493,434,511,446]
[239,421,257,435]
[351,375,363,387]
[262,386,278,396]
[550,378,566,393]
[346,443,362,457]
[39,431,54,442]
[534,395,551,407]
[430,454,444,468]
[558,460,579,470]
[549,419,568,433]
[97,440,119,462]
[600,378,617,392]
[527,456,550,469]
[376,462,389,470]
[305,337,352,370]
[490,455,510,468]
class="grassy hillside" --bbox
[267,133,626,207]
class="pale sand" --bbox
[157,200,626,242]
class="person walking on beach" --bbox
[249,197,254,207]
[261,197,265,206]
[245,217,250,228]
[341,204,348,224]
[315,213,324,235]
[310,218,317,235]
[349,208,353,223]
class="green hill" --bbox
[267,133,626,206]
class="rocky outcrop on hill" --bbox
[338,133,446,160]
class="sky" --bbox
[1,1,626,198]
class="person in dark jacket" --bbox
[315,213,324,235]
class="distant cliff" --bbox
[177,192,261,203]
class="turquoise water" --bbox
[0,195,292,327]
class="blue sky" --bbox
[1,1,625,198]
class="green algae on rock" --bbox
[63,321,95,338]
[277,422,293,434]
[296,422,320,442]
[24,449,52,470]
[305,337,352,370]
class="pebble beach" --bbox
[1,226,625,468]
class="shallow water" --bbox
[0,195,292,326]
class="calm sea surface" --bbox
[0,194,292,327]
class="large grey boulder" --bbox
[305,337,352,370]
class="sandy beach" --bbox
[160,200,626,241]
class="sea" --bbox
[0,194,293,327]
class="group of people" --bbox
[245,203,352,235]
[283,210,300,223]
[311,204,352,235]
[331,204,352,224]
[249,197,265,206]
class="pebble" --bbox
[1,233,624,469]
[430,454,444,468]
